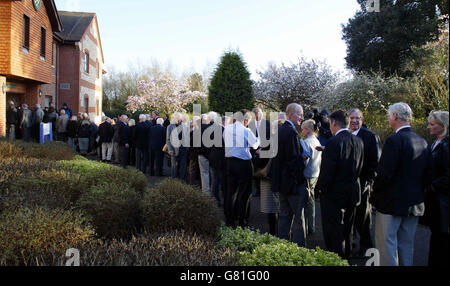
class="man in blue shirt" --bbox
[224,109,260,227]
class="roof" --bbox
[44,0,62,32]
[55,11,95,42]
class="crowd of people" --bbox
[4,99,448,267]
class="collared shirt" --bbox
[396,125,411,133]
[285,119,296,129]
[352,128,361,136]
[224,121,260,160]
[335,128,349,136]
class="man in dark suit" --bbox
[134,114,151,173]
[315,110,364,258]
[249,107,271,197]
[271,103,308,247]
[348,108,382,256]
[150,118,167,176]
[371,102,431,266]
[20,103,33,142]
[118,115,131,169]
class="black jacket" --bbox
[6,108,18,125]
[67,120,79,138]
[371,127,432,216]
[134,121,151,149]
[356,127,382,186]
[98,121,114,143]
[426,137,449,233]
[118,122,130,147]
[271,121,306,195]
[208,124,226,170]
[199,123,213,158]
[316,130,364,208]
[150,124,166,150]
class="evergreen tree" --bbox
[208,51,254,115]
[342,0,443,76]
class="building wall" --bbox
[9,0,54,84]
[0,1,12,76]
[58,44,80,114]
[0,76,6,137]
[79,16,103,125]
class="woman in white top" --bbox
[301,119,322,235]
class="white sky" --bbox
[54,0,361,79]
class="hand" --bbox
[316,146,325,152]
[125,144,129,148]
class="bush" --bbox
[60,159,148,196]
[142,179,221,238]
[0,207,96,266]
[77,183,142,240]
[218,226,349,266]
[29,231,238,266]
[4,169,83,211]
[0,140,76,161]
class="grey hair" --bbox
[207,111,219,123]
[286,103,303,117]
[428,110,449,137]
[139,114,147,121]
[128,119,136,127]
[60,109,66,115]
[348,108,363,118]
[156,118,164,125]
[36,104,41,109]
[388,102,413,123]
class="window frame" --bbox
[40,27,46,60]
[22,14,30,52]
[84,52,90,74]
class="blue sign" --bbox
[40,122,53,144]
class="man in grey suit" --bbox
[21,104,33,142]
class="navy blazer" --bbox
[316,130,364,208]
[271,121,305,195]
[118,122,130,147]
[134,121,151,149]
[371,127,432,216]
[150,124,166,150]
[356,127,382,186]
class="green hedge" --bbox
[0,207,96,266]
[0,139,77,161]
[142,179,221,238]
[218,226,349,266]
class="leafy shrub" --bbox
[29,231,238,266]
[239,244,349,266]
[142,179,221,238]
[218,226,349,266]
[0,140,76,161]
[4,170,83,211]
[77,182,142,240]
[60,159,148,196]
[0,207,95,266]
[0,141,22,160]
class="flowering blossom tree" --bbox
[253,57,341,111]
[126,73,207,114]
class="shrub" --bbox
[0,140,76,161]
[31,232,238,266]
[5,170,83,211]
[218,226,349,266]
[77,182,142,240]
[239,243,349,266]
[142,179,221,238]
[59,159,148,196]
[0,207,96,266]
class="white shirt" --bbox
[224,121,260,160]
[335,128,349,136]
[352,128,361,136]
[303,135,322,178]
[396,125,411,133]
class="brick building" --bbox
[55,11,105,125]
[0,0,62,137]
[0,1,105,137]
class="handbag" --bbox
[162,143,169,153]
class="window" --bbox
[23,15,30,51]
[84,97,89,113]
[84,52,89,73]
[40,27,46,59]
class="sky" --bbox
[54,0,361,79]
